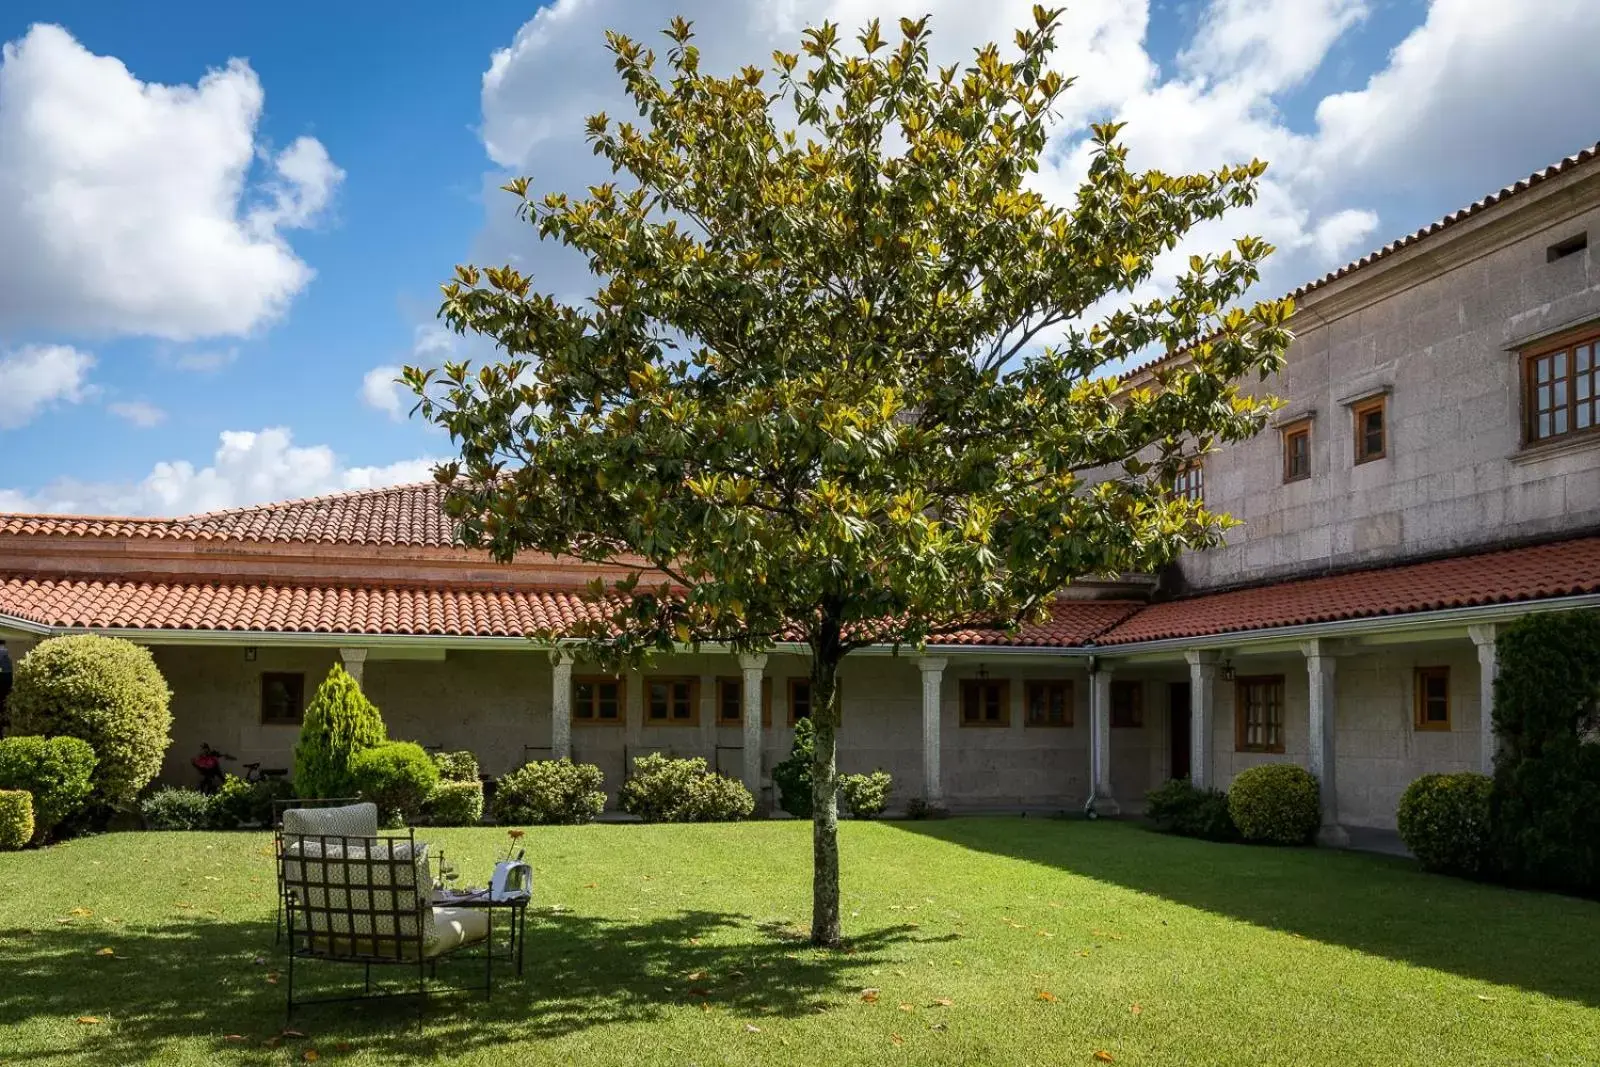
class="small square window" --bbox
[1414,667,1451,731]
[1025,680,1072,727]
[260,672,305,725]
[646,678,698,725]
[1171,459,1204,504]
[1282,421,1311,482]
[960,679,1010,727]
[1353,396,1387,464]
[1110,680,1144,728]
[717,676,773,727]
[573,676,624,724]
[1235,675,1285,753]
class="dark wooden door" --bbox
[1168,682,1191,781]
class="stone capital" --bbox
[1183,649,1222,667]
[916,656,948,674]
[737,653,768,672]
[1467,623,1498,649]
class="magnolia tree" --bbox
[408,8,1291,946]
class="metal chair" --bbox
[271,798,364,943]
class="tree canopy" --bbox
[408,7,1292,945]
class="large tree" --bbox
[408,8,1291,946]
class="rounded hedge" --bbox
[1228,763,1321,845]
[839,770,893,819]
[0,789,34,850]
[494,759,606,825]
[1144,777,1239,841]
[0,735,97,843]
[425,779,485,826]
[1398,772,1493,877]
[139,786,213,831]
[293,664,386,799]
[8,634,172,808]
[350,741,439,826]
[432,750,480,783]
[210,774,294,829]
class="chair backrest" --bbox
[281,829,434,961]
[279,802,379,838]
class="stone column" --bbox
[1469,624,1498,775]
[1089,665,1119,815]
[1184,651,1219,790]
[739,654,767,799]
[339,647,368,687]
[916,657,947,807]
[1302,639,1348,847]
[550,649,574,761]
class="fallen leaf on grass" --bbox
[744,1024,761,1033]
[303,1051,320,1063]
[1130,1004,1143,1015]
[1093,1051,1115,1063]
[76,1016,101,1025]
[281,1029,307,1039]
[69,907,92,917]
[686,971,707,981]
[583,883,599,889]
[1475,995,1496,1003]
[265,973,280,985]
[94,947,116,957]
[930,1022,948,1032]
[335,1042,352,1053]
[700,1003,712,1014]
[860,989,880,1004]
[890,1033,904,1046]
[898,1003,914,1013]
[931,998,953,1007]
[223,1035,247,1043]
[1037,991,1058,1003]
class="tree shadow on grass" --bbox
[888,817,1600,1008]
[0,908,943,1064]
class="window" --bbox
[960,679,1011,727]
[717,676,773,727]
[1172,459,1204,503]
[1110,680,1144,728]
[646,677,698,725]
[1235,675,1286,753]
[787,678,840,725]
[260,672,305,725]
[1414,667,1451,730]
[1353,395,1387,464]
[1024,680,1072,727]
[573,676,624,724]
[1523,329,1599,445]
[1282,420,1311,482]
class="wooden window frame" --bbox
[644,676,700,726]
[716,676,773,727]
[1281,419,1312,482]
[260,671,305,725]
[959,678,1012,728]
[1414,666,1452,731]
[1110,679,1144,729]
[787,677,840,726]
[1172,458,1204,504]
[1024,680,1073,728]
[1352,395,1387,464]
[1521,325,1600,447]
[1234,675,1286,754]
[572,675,625,726]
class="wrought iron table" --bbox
[432,889,530,977]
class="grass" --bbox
[0,818,1597,1066]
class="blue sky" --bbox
[0,0,1596,516]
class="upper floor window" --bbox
[1523,330,1598,444]
[1282,419,1311,482]
[1353,396,1387,464]
[1172,459,1204,504]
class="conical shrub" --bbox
[293,664,386,799]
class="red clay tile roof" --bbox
[1096,535,1600,646]
[933,600,1144,647]
[0,483,463,548]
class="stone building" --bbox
[2,143,1599,838]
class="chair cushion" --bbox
[282,836,434,958]
[281,802,379,838]
[427,907,490,958]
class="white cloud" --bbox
[107,399,167,428]
[0,344,95,429]
[0,24,342,341]
[0,427,435,516]
[162,347,239,373]
[361,365,406,420]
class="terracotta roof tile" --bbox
[1096,536,1600,646]
[933,600,1144,647]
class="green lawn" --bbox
[1,819,1597,1066]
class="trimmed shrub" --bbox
[680,773,756,822]
[432,750,480,783]
[350,741,439,827]
[772,717,815,818]
[494,759,606,825]
[619,753,705,822]
[7,634,172,808]
[839,770,893,819]
[1398,772,1493,877]
[140,787,214,831]
[1228,764,1320,845]
[1144,777,1239,842]
[1488,610,1600,897]
[426,779,486,826]
[292,664,386,799]
[0,789,34,850]
[0,735,97,843]
[210,775,294,829]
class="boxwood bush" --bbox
[620,753,754,822]
[350,741,439,826]
[0,735,97,843]
[292,664,386,799]
[1398,772,1493,876]
[1144,777,1239,841]
[0,789,34,850]
[494,759,606,825]
[209,774,295,829]
[772,717,815,817]
[1228,763,1320,845]
[432,750,480,783]
[7,634,172,808]
[426,779,486,826]
[140,786,216,831]
[839,770,893,819]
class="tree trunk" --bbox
[809,649,842,947]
